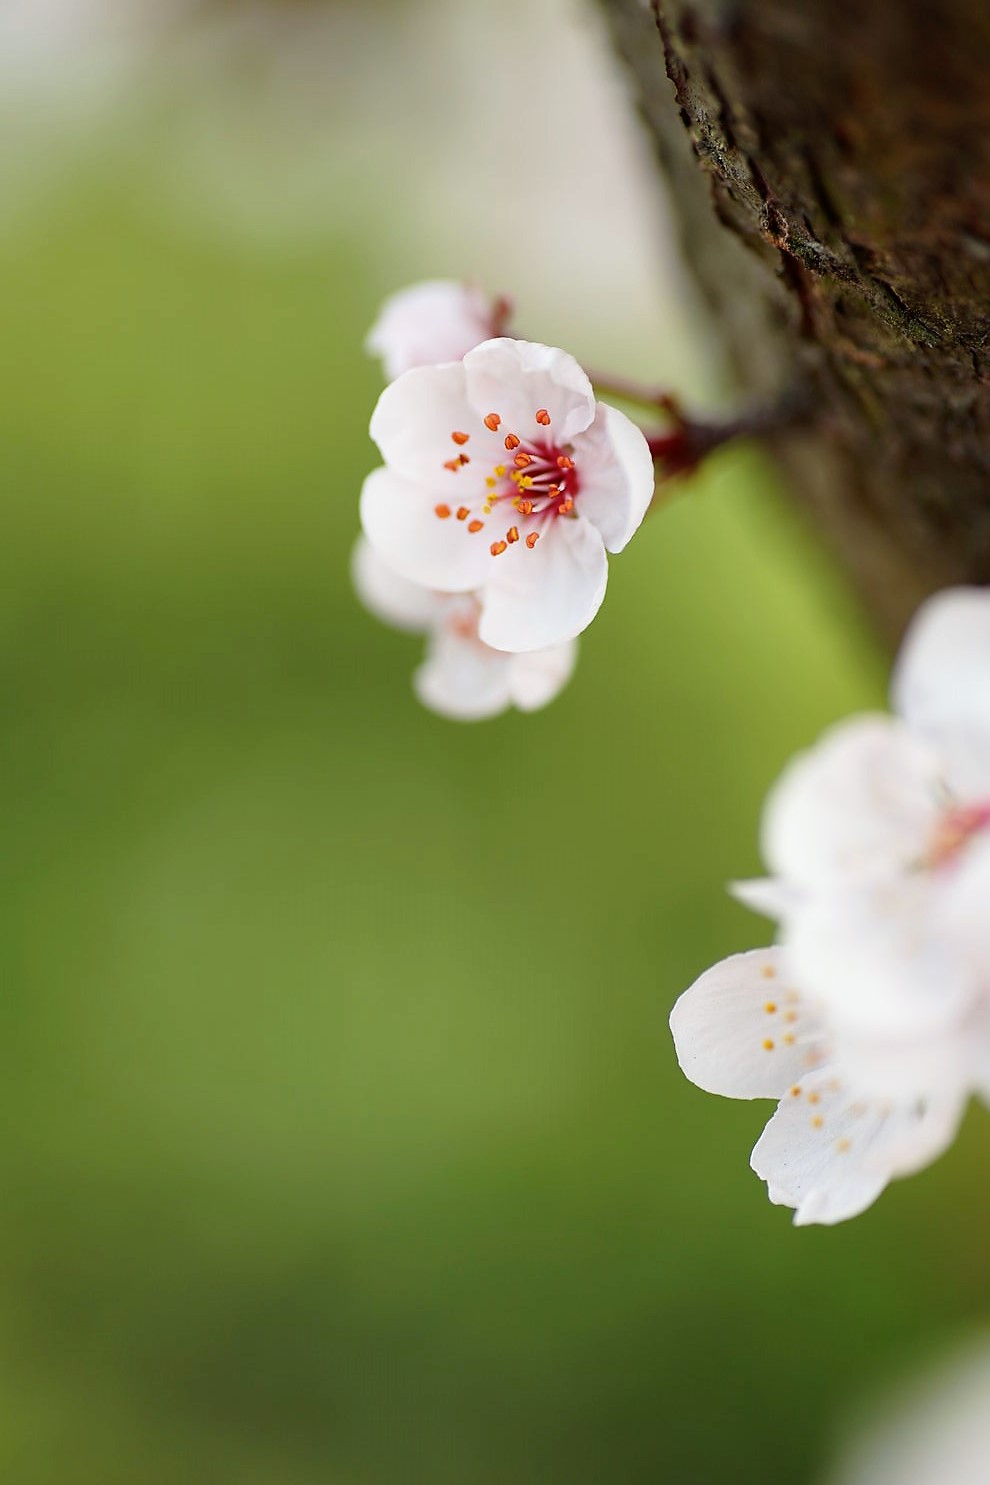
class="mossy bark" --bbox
[599,0,990,638]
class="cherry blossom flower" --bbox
[351,537,576,721]
[669,946,980,1224]
[360,337,655,653]
[733,587,990,1042]
[365,280,508,382]
[827,1337,990,1485]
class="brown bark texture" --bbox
[599,0,990,638]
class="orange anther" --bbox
[513,452,532,468]
[558,496,574,515]
[443,459,461,472]
[535,408,551,426]
[451,431,470,446]
[490,540,507,556]
[556,454,574,470]
[517,499,533,515]
[525,532,540,549]
[468,519,484,533]
[456,506,469,520]
[504,433,521,450]
[458,452,470,465]
[434,503,452,519]
[506,526,520,544]
[484,413,501,432]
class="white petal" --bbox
[751,1073,965,1225]
[462,338,596,445]
[761,715,942,886]
[729,876,801,922]
[669,948,829,1100]
[570,402,655,553]
[892,586,990,796]
[369,361,503,487]
[365,280,496,381]
[507,640,578,712]
[413,603,513,721]
[833,1007,987,1103]
[783,875,978,1036]
[360,466,493,593]
[933,833,990,989]
[477,515,608,653]
[350,536,443,632]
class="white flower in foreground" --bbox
[352,537,576,721]
[360,338,655,653]
[365,280,507,382]
[669,946,980,1224]
[827,1337,990,1485]
[735,587,990,1043]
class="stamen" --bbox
[556,455,574,471]
[457,453,470,466]
[494,464,506,477]
[443,459,461,473]
[434,504,452,519]
[451,431,470,446]
[468,520,484,533]
[535,408,551,426]
[485,476,497,489]
[558,496,574,515]
[525,532,540,549]
[513,452,532,468]
[517,499,533,516]
[456,506,469,521]
[506,526,520,544]
[484,413,501,432]
[504,433,521,451]
[490,540,507,556]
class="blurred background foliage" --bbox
[1,2,989,1481]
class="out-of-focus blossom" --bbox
[351,537,576,721]
[734,588,990,1043]
[826,1337,990,1485]
[360,337,654,654]
[366,281,508,382]
[669,946,980,1225]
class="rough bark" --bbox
[599,0,990,639]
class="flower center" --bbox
[926,801,990,870]
[433,406,581,558]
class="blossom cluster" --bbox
[671,588,990,1223]
[355,281,656,719]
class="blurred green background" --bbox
[1,15,989,1482]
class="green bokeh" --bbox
[1,177,987,1485]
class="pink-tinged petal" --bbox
[477,514,608,653]
[463,338,596,445]
[508,639,579,712]
[761,715,942,886]
[782,876,978,1036]
[669,948,829,1101]
[360,466,493,594]
[351,536,444,633]
[729,876,802,922]
[751,1072,965,1226]
[893,586,990,798]
[365,280,497,381]
[571,402,655,553]
[369,361,503,487]
[413,604,513,721]
[933,833,990,988]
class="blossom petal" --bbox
[669,948,828,1100]
[730,876,802,922]
[761,715,942,886]
[892,586,990,797]
[463,338,596,445]
[508,640,578,712]
[369,361,503,487]
[360,466,493,593]
[413,604,513,721]
[751,1073,965,1225]
[570,402,655,552]
[365,280,496,381]
[351,536,443,632]
[477,515,608,653]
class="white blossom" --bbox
[669,947,976,1225]
[351,537,576,721]
[360,337,655,653]
[365,280,506,382]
